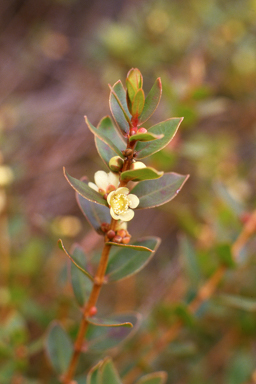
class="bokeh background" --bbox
[1,0,256,383]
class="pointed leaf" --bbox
[106,237,161,282]
[129,131,163,142]
[87,316,133,328]
[121,167,163,183]
[86,313,141,351]
[135,372,168,384]
[135,118,183,159]
[131,89,145,117]
[45,322,73,374]
[109,80,131,134]
[85,116,123,157]
[130,172,189,209]
[58,239,94,282]
[76,185,111,235]
[64,168,108,206]
[139,78,162,125]
[101,358,122,384]
[87,360,102,384]
[126,78,136,109]
[127,68,143,89]
[105,242,154,252]
[71,245,93,306]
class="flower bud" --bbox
[88,306,97,317]
[113,235,122,243]
[107,230,115,240]
[122,236,131,244]
[137,127,147,134]
[101,222,110,233]
[117,229,127,238]
[109,156,124,172]
[131,161,146,170]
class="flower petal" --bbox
[94,171,109,191]
[107,190,115,205]
[119,209,134,221]
[128,194,140,208]
[108,172,119,188]
[116,187,130,195]
[88,182,99,192]
[110,207,120,220]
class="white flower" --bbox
[88,171,119,194]
[107,187,140,221]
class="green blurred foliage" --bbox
[1,0,256,382]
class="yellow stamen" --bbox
[111,193,129,215]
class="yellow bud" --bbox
[131,161,146,170]
[109,156,124,172]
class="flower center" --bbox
[111,193,129,215]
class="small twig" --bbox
[123,210,256,384]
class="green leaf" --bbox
[179,235,201,288]
[127,68,143,89]
[85,116,124,157]
[109,80,131,134]
[121,167,163,183]
[87,316,133,328]
[216,244,236,268]
[131,89,145,117]
[135,372,167,384]
[129,132,163,142]
[135,118,183,159]
[105,242,154,252]
[130,172,189,209]
[76,185,111,235]
[58,239,94,282]
[70,245,93,307]
[87,360,102,384]
[139,77,162,125]
[45,322,73,374]
[101,358,122,384]
[86,313,141,351]
[106,237,161,282]
[95,116,126,167]
[64,168,108,207]
[218,294,256,312]
[126,78,136,109]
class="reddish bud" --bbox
[113,235,122,243]
[107,230,115,240]
[123,149,133,157]
[101,222,110,233]
[117,229,127,238]
[130,129,137,136]
[106,184,116,194]
[122,236,131,244]
[137,127,147,134]
[88,306,97,317]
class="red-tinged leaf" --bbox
[131,88,145,117]
[58,239,94,282]
[106,237,161,282]
[86,313,141,351]
[97,116,126,151]
[87,360,102,384]
[135,118,183,159]
[109,80,131,134]
[95,137,118,168]
[76,180,111,235]
[105,242,154,252]
[85,116,124,157]
[135,372,168,384]
[120,167,163,182]
[87,316,133,328]
[63,168,108,207]
[130,172,189,209]
[139,77,162,125]
[129,131,163,142]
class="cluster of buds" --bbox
[101,222,131,244]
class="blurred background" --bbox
[1,0,256,383]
